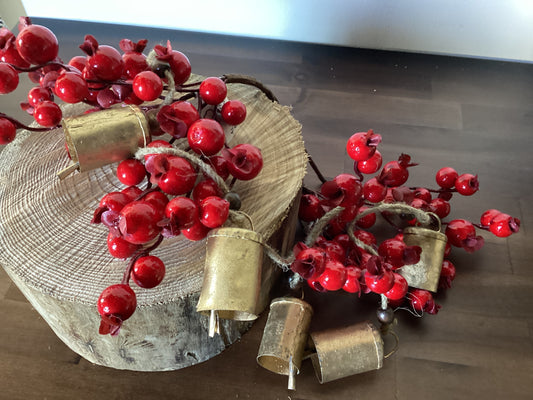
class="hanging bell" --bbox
[309,321,384,384]
[256,297,313,391]
[57,105,151,179]
[196,227,264,337]
[400,226,447,292]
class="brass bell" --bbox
[400,226,447,292]
[256,297,313,390]
[309,321,384,384]
[57,105,151,179]
[196,227,264,337]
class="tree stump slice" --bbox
[0,83,307,371]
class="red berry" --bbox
[131,255,166,288]
[318,240,346,263]
[353,229,377,246]
[435,167,458,189]
[290,247,326,280]
[144,139,173,163]
[99,191,132,212]
[222,144,263,181]
[107,233,140,259]
[480,209,501,227]
[413,187,432,203]
[169,52,191,84]
[378,239,406,269]
[157,101,200,139]
[428,198,451,219]
[182,219,211,241]
[325,173,363,206]
[342,266,362,294]
[187,119,225,156]
[0,118,16,145]
[199,196,229,229]
[97,284,137,324]
[346,129,382,161]
[86,43,124,82]
[455,173,479,196]
[363,255,395,294]
[54,71,89,103]
[356,206,376,229]
[142,191,169,220]
[206,155,230,180]
[410,198,428,211]
[384,273,408,300]
[318,260,347,291]
[363,177,387,203]
[445,219,475,247]
[132,71,163,101]
[0,29,30,68]
[122,52,148,80]
[146,154,197,196]
[409,289,440,314]
[16,21,59,64]
[439,259,456,289]
[68,55,87,72]
[33,100,62,127]
[356,149,382,174]
[121,185,144,200]
[489,213,520,238]
[445,219,484,252]
[298,194,323,222]
[116,158,146,186]
[119,201,162,244]
[364,267,394,294]
[192,179,223,202]
[0,63,19,94]
[27,86,51,106]
[165,196,198,230]
[378,154,415,187]
[199,77,227,105]
[221,100,247,125]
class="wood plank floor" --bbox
[1,18,532,400]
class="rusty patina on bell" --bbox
[57,105,151,179]
[310,321,384,384]
[256,297,313,390]
[400,226,447,292]
[196,227,264,337]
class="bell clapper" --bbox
[208,309,220,337]
[56,162,79,180]
[288,355,296,391]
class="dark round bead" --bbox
[377,307,395,325]
[225,192,241,210]
[153,63,171,78]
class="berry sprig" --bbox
[291,129,521,320]
[0,17,252,146]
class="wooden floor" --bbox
[1,18,532,400]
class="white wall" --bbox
[17,0,533,62]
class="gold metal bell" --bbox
[196,227,264,337]
[256,297,313,390]
[309,321,384,384]
[57,105,151,179]
[400,226,447,292]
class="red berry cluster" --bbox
[93,133,263,335]
[0,17,248,146]
[292,129,520,316]
[0,18,264,335]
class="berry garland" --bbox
[0,17,522,385]
[287,129,520,317]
